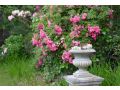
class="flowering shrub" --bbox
[8,10,31,21]
[0,6,35,59]
[1,35,24,56]
[31,6,112,81]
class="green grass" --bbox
[0,55,47,86]
[1,55,120,86]
[89,62,120,86]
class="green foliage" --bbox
[40,52,76,82]
[1,35,24,56]
[0,6,35,58]
[32,5,112,82]
[0,55,47,85]
[89,62,120,86]
[1,34,33,57]
[0,6,34,33]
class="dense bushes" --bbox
[1,35,24,56]
[0,5,120,86]
[31,5,113,82]
[0,6,35,58]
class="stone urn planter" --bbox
[64,46,104,86]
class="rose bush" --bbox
[31,6,112,82]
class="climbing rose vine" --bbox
[31,6,112,70]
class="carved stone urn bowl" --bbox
[64,47,104,86]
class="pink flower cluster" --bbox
[71,40,80,46]
[38,23,44,30]
[32,34,43,47]
[88,25,101,40]
[108,9,113,19]
[70,15,80,23]
[62,51,73,64]
[54,25,63,35]
[36,5,40,12]
[40,30,47,39]
[35,58,43,69]
[81,13,87,20]
[45,38,58,51]
[70,25,84,38]
[48,20,51,27]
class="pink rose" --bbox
[93,26,100,34]
[47,43,58,51]
[40,30,47,39]
[35,58,43,69]
[62,51,73,64]
[36,5,40,12]
[108,9,113,19]
[32,38,43,47]
[81,13,87,20]
[38,24,44,30]
[54,25,62,35]
[88,25,101,40]
[48,20,51,27]
[45,38,58,51]
[72,40,80,46]
[70,15,80,23]
[32,38,38,46]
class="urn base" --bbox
[64,74,104,86]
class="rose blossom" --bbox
[108,9,113,19]
[81,13,87,20]
[38,23,44,30]
[70,15,80,23]
[36,5,40,12]
[32,34,43,47]
[48,20,51,27]
[54,25,62,35]
[71,40,80,46]
[40,30,47,39]
[35,58,43,69]
[88,25,101,40]
[32,38,39,46]
[45,38,58,51]
[62,51,73,64]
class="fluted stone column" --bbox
[64,46,104,86]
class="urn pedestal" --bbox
[64,47,104,86]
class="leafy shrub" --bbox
[1,34,34,58]
[0,6,35,58]
[1,35,24,56]
[31,5,112,82]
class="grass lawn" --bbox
[0,55,120,86]
[0,56,47,86]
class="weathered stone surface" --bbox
[64,47,104,86]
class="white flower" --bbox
[1,48,7,55]
[12,10,19,16]
[18,10,25,17]
[25,11,31,16]
[3,48,8,54]
[81,44,92,50]
[87,44,92,49]
[32,12,37,17]
[8,15,14,21]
